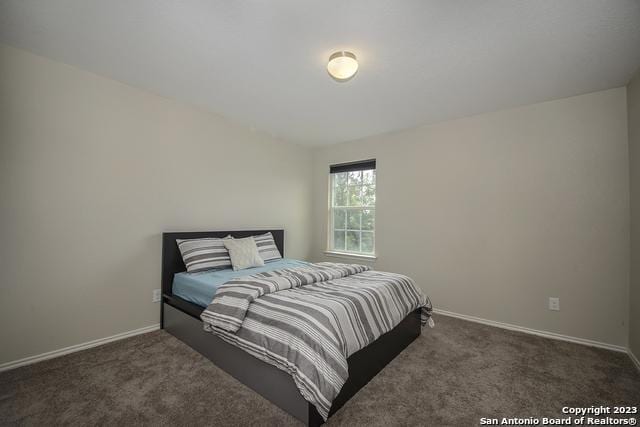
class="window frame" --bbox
[327,163,376,258]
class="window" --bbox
[328,159,376,256]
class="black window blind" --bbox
[329,159,376,174]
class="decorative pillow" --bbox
[177,236,232,273]
[223,237,265,271]
[253,232,282,262]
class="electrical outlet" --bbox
[152,289,161,303]
[548,297,560,311]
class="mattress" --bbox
[172,258,310,307]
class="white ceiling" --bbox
[1,1,640,146]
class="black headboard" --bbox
[161,229,284,297]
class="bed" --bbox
[161,229,429,426]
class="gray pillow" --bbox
[177,236,232,273]
[253,232,282,262]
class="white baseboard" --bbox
[433,308,627,353]
[0,323,160,373]
[3,312,638,374]
[628,349,640,373]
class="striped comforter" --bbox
[200,262,432,420]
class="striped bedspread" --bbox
[200,262,432,420]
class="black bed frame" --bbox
[160,229,421,426]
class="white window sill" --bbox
[324,250,377,261]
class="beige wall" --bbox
[312,88,630,347]
[629,70,640,357]
[0,42,634,365]
[0,45,313,365]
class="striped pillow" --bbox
[253,232,282,262]
[177,237,232,273]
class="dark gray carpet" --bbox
[1,315,638,426]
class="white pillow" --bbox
[223,237,265,271]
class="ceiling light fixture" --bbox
[327,51,358,82]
